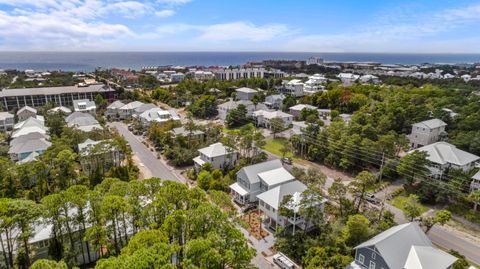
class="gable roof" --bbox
[412,142,480,166]
[289,104,317,111]
[257,167,295,186]
[73,99,96,111]
[236,159,283,184]
[17,106,37,115]
[257,180,307,210]
[134,103,157,114]
[107,100,125,109]
[14,117,44,130]
[235,87,258,94]
[171,126,204,137]
[198,142,234,158]
[8,138,51,154]
[48,106,72,114]
[10,132,49,147]
[0,112,14,120]
[413,118,447,129]
[120,101,144,110]
[12,126,47,138]
[404,245,457,269]
[354,223,432,269]
[253,110,293,119]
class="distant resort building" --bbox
[0,84,116,110]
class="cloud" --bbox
[156,0,191,6]
[155,21,290,42]
[283,3,480,53]
[198,21,289,41]
[155,9,175,17]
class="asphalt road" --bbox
[108,122,180,182]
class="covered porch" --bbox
[229,182,250,205]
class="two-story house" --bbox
[170,126,205,141]
[264,94,285,109]
[17,105,37,122]
[104,100,125,119]
[347,222,457,269]
[288,104,317,119]
[257,180,326,233]
[281,79,304,97]
[118,101,144,119]
[409,141,480,178]
[229,159,294,205]
[73,99,97,115]
[252,110,293,129]
[235,87,258,101]
[408,118,447,149]
[78,139,122,176]
[217,99,259,121]
[193,142,238,170]
[0,112,14,131]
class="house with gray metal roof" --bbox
[65,112,102,132]
[8,136,51,162]
[73,99,96,115]
[230,159,295,205]
[409,141,480,177]
[257,180,325,233]
[347,222,457,269]
[408,118,448,148]
[17,106,37,122]
[170,126,205,140]
[193,142,238,171]
[235,87,258,101]
[48,106,72,114]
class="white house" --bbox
[73,99,96,115]
[104,100,125,118]
[252,110,293,129]
[17,106,37,122]
[281,79,305,97]
[193,142,238,170]
[48,106,72,115]
[408,118,447,148]
[471,171,480,194]
[288,104,317,119]
[193,70,214,81]
[170,126,205,141]
[442,108,459,119]
[66,112,103,132]
[337,73,360,84]
[118,101,144,119]
[12,117,47,138]
[359,74,380,84]
[235,87,258,101]
[138,107,180,126]
[306,56,324,65]
[229,159,294,205]
[217,100,258,121]
[409,142,480,178]
[264,94,285,109]
[303,74,327,95]
[317,108,331,118]
[0,112,14,131]
[257,180,325,233]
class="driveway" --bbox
[108,122,182,182]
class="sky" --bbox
[1,0,480,52]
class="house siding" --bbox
[355,247,389,269]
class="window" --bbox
[372,252,376,259]
[369,261,376,269]
[358,254,365,264]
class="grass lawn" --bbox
[390,194,429,215]
[262,138,296,159]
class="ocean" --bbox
[0,52,480,72]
